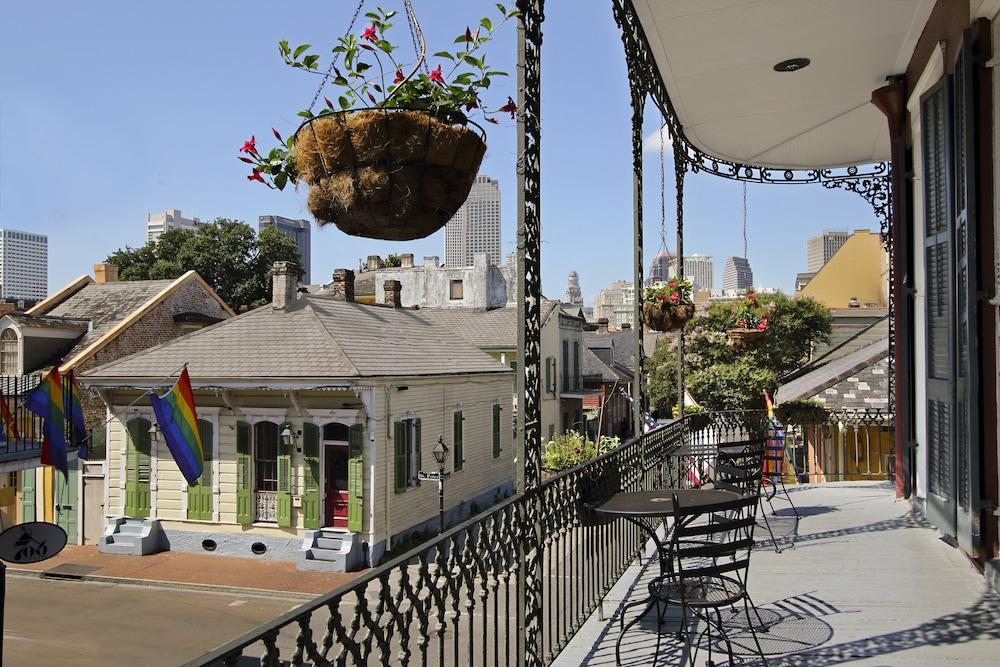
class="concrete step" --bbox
[315,537,343,550]
[117,525,147,535]
[307,549,343,563]
[100,543,138,555]
[105,535,138,546]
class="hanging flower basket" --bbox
[726,327,765,349]
[643,300,695,332]
[294,110,486,240]
[774,400,829,424]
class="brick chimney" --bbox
[401,253,414,268]
[597,318,609,334]
[271,261,298,310]
[331,269,356,302]
[383,280,402,308]
[93,263,119,284]
[367,255,382,271]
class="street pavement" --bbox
[3,576,306,666]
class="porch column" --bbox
[515,1,544,665]
[629,80,645,440]
[872,77,908,498]
[674,141,687,416]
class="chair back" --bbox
[670,491,759,582]
[715,444,765,496]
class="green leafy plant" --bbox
[731,291,771,331]
[644,278,693,309]
[239,4,520,189]
[774,399,829,423]
[542,432,621,472]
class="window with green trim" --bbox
[393,418,421,492]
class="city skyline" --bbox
[3,1,881,305]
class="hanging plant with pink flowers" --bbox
[238,3,519,241]
[727,291,771,349]
[643,279,695,332]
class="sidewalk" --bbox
[10,545,360,596]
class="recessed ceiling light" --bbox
[773,57,811,73]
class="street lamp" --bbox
[280,426,294,446]
[420,436,450,534]
[148,422,159,442]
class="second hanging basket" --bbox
[295,109,487,241]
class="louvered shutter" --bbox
[276,424,292,527]
[453,411,464,471]
[394,421,407,493]
[301,423,320,529]
[492,404,502,458]
[236,421,252,524]
[348,424,364,532]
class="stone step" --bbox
[101,542,137,555]
[117,525,147,535]
[315,537,343,550]
[307,549,343,563]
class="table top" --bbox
[590,488,745,517]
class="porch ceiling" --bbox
[632,0,934,169]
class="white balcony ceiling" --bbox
[632,0,935,169]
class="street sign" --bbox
[417,471,450,481]
[0,522,68,564]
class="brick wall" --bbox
[77,280,230,433]
[813,355,890,411]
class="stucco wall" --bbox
[799,231,889,310]
[375,253,512,309]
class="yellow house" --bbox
[798,230,888,310]
[81,264,514,570]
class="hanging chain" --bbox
[660,117,669,256]
[307,0,365,113]
[405,0,429,75]
[742,181,748,259]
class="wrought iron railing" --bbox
[188,408,891,666]
[0,373,46,461]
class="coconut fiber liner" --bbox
[295,110,487,241]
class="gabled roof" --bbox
[28,271,234,371]
[582,347,625,383]
[3,314,89,334]
[584,330,665,372]
[82,294,510,385]
[775,338,889,404]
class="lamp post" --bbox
[425,436,450,534]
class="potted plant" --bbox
[727,291,770,349]
[673,404,710,431]
[774,399,829,424]
[239,5,519,241]
[643,279,695,332]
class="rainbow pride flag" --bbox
[24,368,68,479]
[0,386,21,442]
[763,390,784,483]
[149,368,203,485]
[64,369,88,458]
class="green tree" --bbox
[646,293,832,412]
[105,219,302,309]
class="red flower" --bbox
[747,291,757,302]
[324,97,335,109]
[669,292,680,303]
[247,169,266,184]
[240,135,257,155]
[272,127,283,142]
[393,69,405,84]
[465,27,473,42]
[367,91,377,104]
[658,294,666,303]
[237,156,255,164]
[361,24,378,42]
[485,117,499,124]
[757,320,768,332]
[668,281,676,289]
[499,96,517,119]
[428,64,445,85]
[465,99,478,111]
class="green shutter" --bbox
[56,457,79,543]
[276,424,292,527]
[493,404,502,458]
[236,421,252,524]
[21,468,36,522]
[348,423,364,532]
[302,423,320,530]
[453,411,464,471]
[414,419,422,482]
[545,358,552,393]
[125,419,151,519]
[394,421,407,493]
[187,420,213,520]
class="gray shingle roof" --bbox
[414,308,516,349]
[40,280,176,361]
[5,314,89,334]
[582,347,621,382]
[776,338,889,403]
[82,294,510,383]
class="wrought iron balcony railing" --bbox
[190,408,893,666]
[0,373,48,462]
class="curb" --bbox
[7,567,320,602]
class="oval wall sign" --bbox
[0,522,68,564]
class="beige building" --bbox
[593,280,635,330]
[798,230,888,310]
[82,265,513,571]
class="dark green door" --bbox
[187,420,213,520]
[124,418,152,519]
[55,457,79,543]
[302,423,321,530]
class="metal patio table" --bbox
[590,488,745,665]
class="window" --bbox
[394,417,421,492]
[492,403,501,458]
[453,411,464,471]
[545,357,556,394]
[254,422,279,492]
[449,279,464,300]
[0,329,17,375]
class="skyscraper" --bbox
[146,209,203,243]
[444,175,501,267]
[0,228,48,301]
[667,253,714,293]
[647,250,674,285]
[564,271,583,305]
[259,216,312,284]
[807,230,850,272]
[722,256,754,291]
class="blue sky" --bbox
[0,1,877,304]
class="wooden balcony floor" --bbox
[553,481,1000,666]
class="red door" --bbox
[324,445,350,528]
